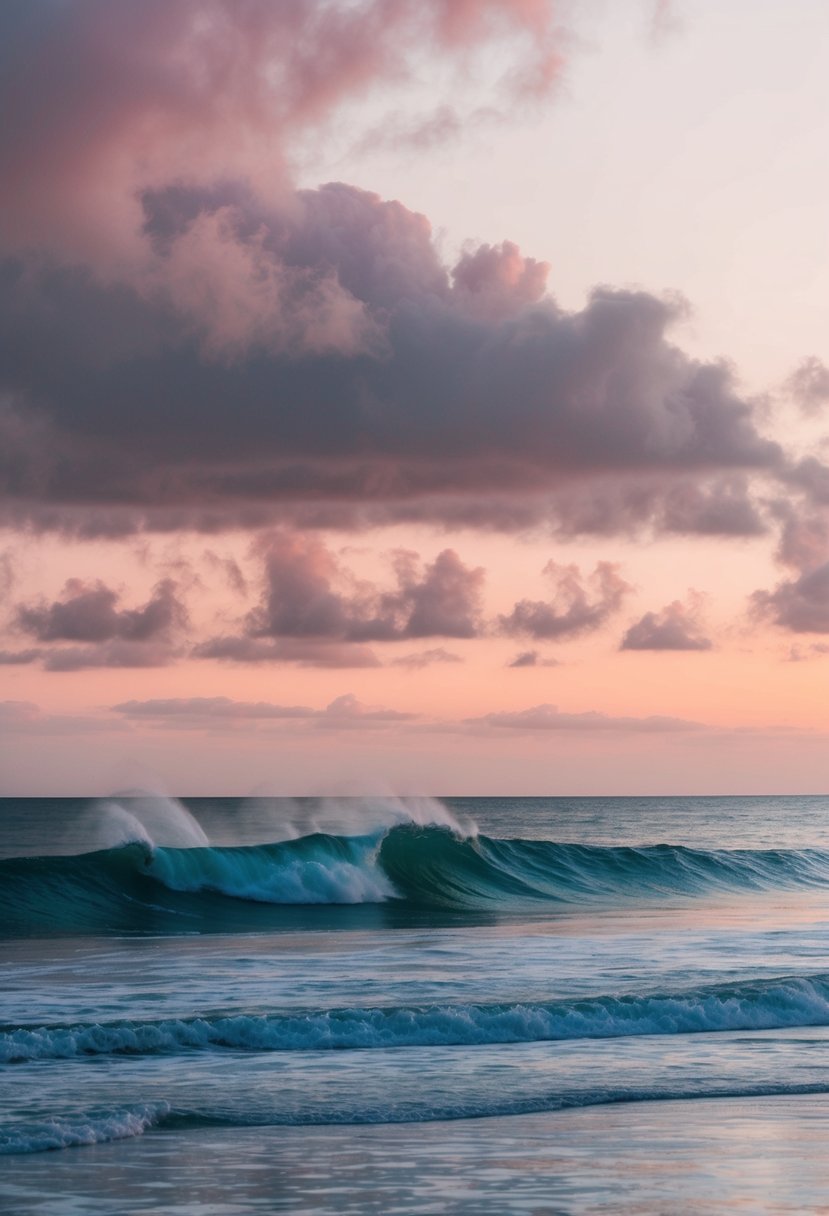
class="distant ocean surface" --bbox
[5,794,829,1213]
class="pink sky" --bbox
[2,0,829,795]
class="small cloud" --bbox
[752,562,829,633]
[44,640,180,671]
[0,699,122,734]
[467,703,702,733]
[506,650,560,668]
[391,647,463,669]
[620,597,712,651]
[112,693,416,730]
[16,578,187,644]
[499,562,630,640]
[193,636,381,667]
[319,693,416,726]
[785,642,829,663]
[0,648,41,665]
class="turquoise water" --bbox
[4,794,829,1212]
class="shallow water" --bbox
[3,795,829,1212]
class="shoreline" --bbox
[5,1093,829,1213]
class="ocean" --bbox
[4,793,829,1213]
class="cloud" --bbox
[659,478,766,537]
[769,501,829,570]
[0,182,782,539]
[467,703,702,732]
[318,693,416,726]
[0,2,795,549]
[391,647,463,669]
[202,550,248,596]
[781,457,829,507]
[112,692,415,728]
[506,650,559,668]
[12,577,187,668]
[499,561,630,639]
[785,642,829,663]
[204,535,485,656]
[784,357,829,416]
[620,597,712,651]
[16,578,186,643]
[752,562,829,634]
[0,699,122,734]
[192,637,382,668]
[0,1,567,260]
[0,254,782,535]
[0,549,13,597]
[0,648,40,665]
[42,641,181,672]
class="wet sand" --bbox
[5,1094,829,1215]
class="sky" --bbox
[1,0,829,796]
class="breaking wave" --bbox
[7,1083,829,1155]
[7,975,829,1061]
[4,824,829,934]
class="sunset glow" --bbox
[2,0,828,794]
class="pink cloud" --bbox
[499,561,631,639]
[112,692,416,729]
[242,534,485,643]
[467,703,703,732]
[0,0,567,262]
[753,563,829,634]
[620,596,712,652]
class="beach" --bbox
[6,1096,829,1213]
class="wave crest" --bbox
[4,825,829,934]
[6,975,829,1061]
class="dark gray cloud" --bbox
[507,650,559,667]
[752,562,829,634]
[499,561,630,639]
[0,189,782,537]
[0,1,792,544]
[12,577,187,669]
[191,637,381,668]
[42,640,181,672]
[17,578,186,643]
[467,703,702,732]
[225,534,484,647]
[0,648,40,665]
[620,599,712,651]
[0,472,776,541]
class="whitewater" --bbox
[5,794,829,1212]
